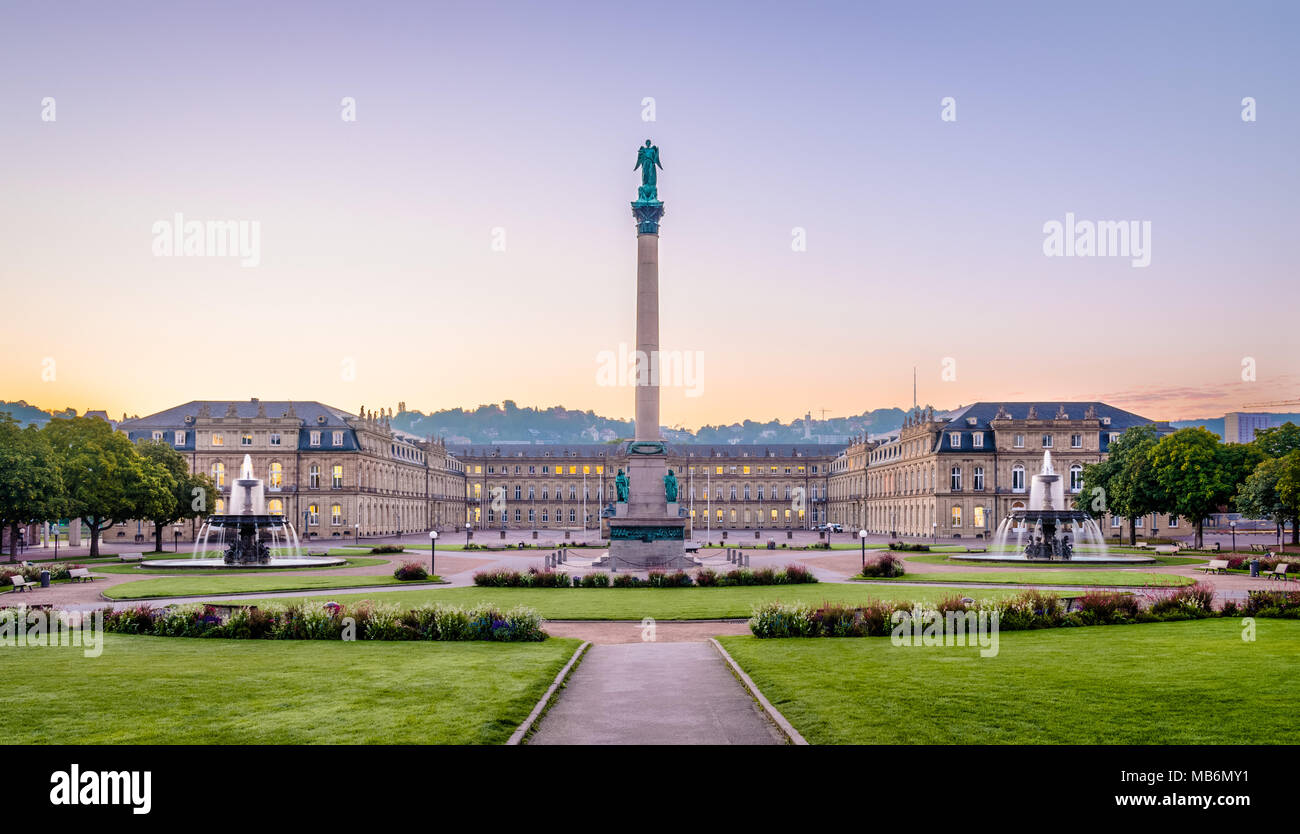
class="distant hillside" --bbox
[0,401,79,427]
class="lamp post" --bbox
[465,522,472,548]
[859,528,868,572]
[429,530,438,576]
[354,523,360,546]
[932,521,938,546]
[1230,520,1236,554]
[173,526,181,553]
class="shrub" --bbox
[888,542,930,552]
[611,573,641,588]
[1147,582,1215,617]
[694,568,719,587]
[726,568,756,586]
[393,561,429,581]
[1073,591,1140,625]
[647,570,692,588]
[363,602,412,640]
[1242,590,1300,618]
[580,572,610,588]
[783,563,818,584]
[749,602,817,638]
[473,569,525,587]
[527,569,571,588]
[370,545,405,554]
[103,605,157,635]
[860,553,905,578]
[752,567,780,585]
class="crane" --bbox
[1241,399,1300,409]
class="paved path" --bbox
[528,642,785,745]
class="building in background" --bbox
[1222,412,1278,444]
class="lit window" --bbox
[241,432,253,446]
[307,504,319,525]
[332,465,343,489]
[268,499,284,515]
[211,462,225,488]
[973,506,985,528]
[331,504,342,526]
[214,498,225,513]
[212,433,224,447]
[269,462,283,489]
[951,506,962,527]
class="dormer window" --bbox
[949,432,961,448]
[972,432,984,448]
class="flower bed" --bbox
[471,564,818,588]
[1,563,85,585]
[99,600,546,641]
[748,583,1298,638]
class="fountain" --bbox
[977,450,1155,564]
[141,455,346,569]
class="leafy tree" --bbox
[1252,422,1300,459]
[1246,422,1300,544]
[0,419,64,560]
[1151,427,1263,548]
[136,440,216,553]
[1074,424,1163,545]
[1236,456,1288,546]
[40,416,173,557]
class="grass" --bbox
[0,634,580,744]
[719,619,1300,744]
[103,572,444,600]
[233,584,1025,620]
[904,553,1206,568]
[91,557,387,576]
[857,570,1193,587]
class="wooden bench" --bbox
[1153,545,1180,555]
[1249,543,1268,554]
[68,568,94,583]
[1263,563,1292,581]
[7,575,34,593]
[119,553,145,562]
[965,547,988,553]
[306,550,329,558]
[1197,559,1230,575]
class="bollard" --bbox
[743,553,750,567]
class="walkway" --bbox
[528,641,784,745]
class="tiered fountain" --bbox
[974,450,1154,564]
[142,455,346,569]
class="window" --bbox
[332,465,343,488]
[1012,465,1026,492]
[174,430,186,445]
[569,509,576,523]
[241,432,253,446]
[1169,516,1178,528]
[972,432,984,448]
[214,498,225,513]
[1071,434,1082,449]
[307,504,319,525]
[973,466,984,491]
[309,465,320,489]
[211,462,225,488]
[1041,434,1053,448]
[1111,515,1122,528]
[269,462,283,489]
[950,466,962,491]
[331,504,342,525]
[973,506,985,529]
[332,431,343,447]
[211,433,224,447]
[152,430,164,441]
[309,431,321,447]
[514,485,522,500]
[267,498,283,515]
[270,432,281,446]
[541,509,549,523]
[1135,516,1144,529]
[951,506,962,527]
[1014,434,1024,448]
[1069,464,1083,493]
[949,432,961,448]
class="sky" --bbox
[1,0,1297,428]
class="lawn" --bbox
[719,619,1300,744]
[103,572,444,600]
[0,634,580,744]
[234,584,1025,620]
[859,570,1193,587]
[92,557,387,576]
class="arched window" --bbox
[1012,465,1026,492]
[331,504,342,526]
[214,497,225,513]
[951,506,962,527]
[211,462,225,488]
[269,462,282,489]
[307,504,319,525]
[1069,464,1083,493]
[267,498,284,515]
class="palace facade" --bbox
[112,400,466,543]
[827,401,1180,539]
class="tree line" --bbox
[0,415,215,559]
[1074,423,1300,548]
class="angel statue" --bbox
[615,469,630,503]
[664,469,679,503]
[634,139,662,202]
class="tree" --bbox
[1236,456,1287,544]
[40,416,173,557]
[0,419,64,560]
[1248,422,1300,544]
[1151,427,1263,548]
[1074,424,1163,545]
[136,439,216,553]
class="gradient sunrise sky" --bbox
[1,0,1296,427]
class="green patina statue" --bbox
[633,139,662,202]
[615,468,629,503]
[664,469,678,503]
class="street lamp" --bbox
[932,521,938,546]
[859,528,868,571]
[465,522,472,548]
[354,523,360,545]
[429,530,438,576]
[173,526,181,553]
[1230,520,1237,554]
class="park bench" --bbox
[1153,545,1180,555]
[7,575,35,593]
[307,550,329,557]
[1263,564,1292,581]
[1249,544,1268,554]
[684,542,701,553]
[119,553,144,562]
[966,547,988,553]
[1196,559,1230,575]
[68,568,94,583]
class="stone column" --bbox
[635,231,660,442]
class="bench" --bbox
[1153,545,1180,555]
[119,553,145,562]
[306,550,329,558]
[68,568,94,583]
[1250,544,1268,554]
[965,547,988,553]
[1263,564,1292,581]
[1197,559,1230,575]
[684,542,701,553]
[7,575,34,593]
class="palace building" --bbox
[827,401,1179,540]
[112,400,466,543]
